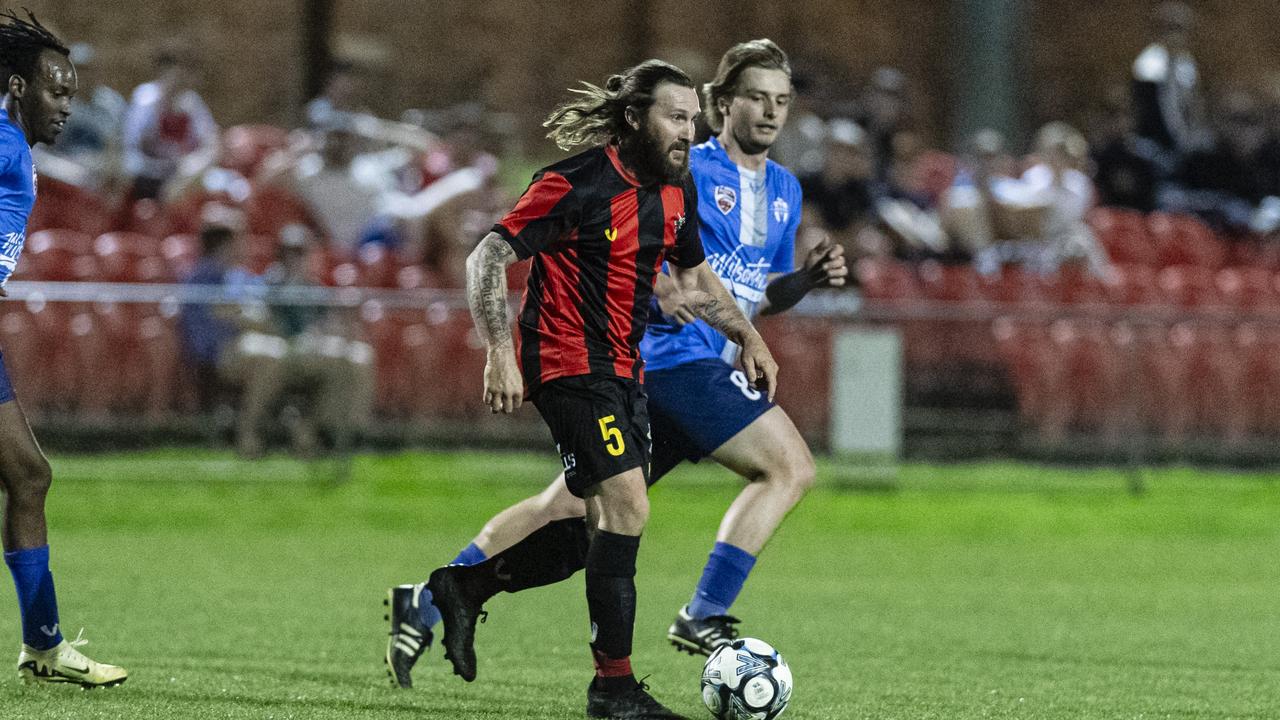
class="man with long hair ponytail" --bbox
[390,59,778,718]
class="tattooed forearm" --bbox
[679,263,756,345]
[466,233,518,349]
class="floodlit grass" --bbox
[0,451,1277,719]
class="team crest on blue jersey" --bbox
[772,197,789,223]
[714,185,736,214]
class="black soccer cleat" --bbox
[384,584,433,689]
[586,678,688,719]
[426,565,487,682]
[666,605,740,656]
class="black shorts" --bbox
[532,375,651,498]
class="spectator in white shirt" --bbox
[944,124,1109,275]
[122,48,219,201]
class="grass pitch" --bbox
[0,451,1278,719]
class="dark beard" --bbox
[617,122,689,185]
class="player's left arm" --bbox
[669,261,779,400]
[758,236,848,316]
[759,187,848,316]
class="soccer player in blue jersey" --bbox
[386,39,844,688]
[0,11,126,687]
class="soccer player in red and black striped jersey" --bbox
[431,60,777,719]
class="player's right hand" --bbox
[483,347,524,414]
[739,332,779,403]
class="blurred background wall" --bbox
[23,0,1272,153]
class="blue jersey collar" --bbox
[703,135,769,178]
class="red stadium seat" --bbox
[354,243,400,288]
[1171,323,1244,442]
[1214,267,1278,310]
[26,227,94,256]
[1037,318,1125,441]
[1054,264,1111,306]
[1089,206,1158,266]
[855,258,918,300]
[27,179,111,236]
[245,185,317,238]
[917,261,983,303]
[992,317,1053,429]
[94,232,167,283]
[119,198,177,238]
[1107,264,1165,306]
[977,266,1050,306]
[1148,212,1227,269]
[1234,323,1280,438]
[17,230,100,281]
[1156,264,1222,308]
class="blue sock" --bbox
[418,543,487,628]
[687,542,757,620]
[5,546,63,651]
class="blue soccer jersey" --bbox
[0,109,35,286]
[641,136,802,371]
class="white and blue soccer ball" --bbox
[700,637,793,719]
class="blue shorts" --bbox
[0,350,13,405]
[646,358,774,484]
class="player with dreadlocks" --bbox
[0,10,127,688]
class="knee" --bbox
[765,454,816,498]
[600,489,649,535]
[7,457,52,504]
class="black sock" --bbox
[463,518,590,601]
[585,529,640,688]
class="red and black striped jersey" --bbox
[493,144,704,392]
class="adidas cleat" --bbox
[17,632,128,689]
[385,584,433,689]
[426,565,487,682]
[666,605,740,656]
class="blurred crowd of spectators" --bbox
[771,1,1280,281]
[29,1,1280,450]
[35,45,509,454]
[42,1,1280,292]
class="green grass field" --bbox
[1,450,1278,719]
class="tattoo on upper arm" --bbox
[467,233,518,348]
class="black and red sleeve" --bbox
[665,177,705,268]
[491,170,579,259]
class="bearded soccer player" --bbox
[421,60,778,718]
[387,39,841,692]
[0,11,126,687]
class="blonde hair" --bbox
[702,39,792,133]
